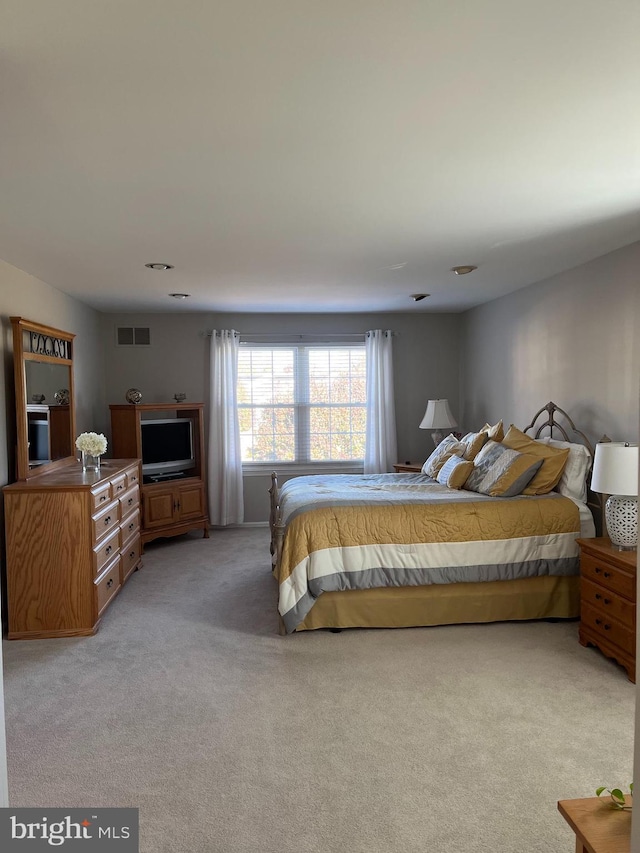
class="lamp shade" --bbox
[419,399,457,430]
[591,442,639,496]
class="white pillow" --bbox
[539,437,592,503]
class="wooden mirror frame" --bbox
[11,316,76,481]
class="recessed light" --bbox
[145,262,174,270]
[451,265,477,275]
[411,293,429,302]
[169,293,190,299]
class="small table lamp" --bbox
[591,441,639,550]
[419,399,457,446]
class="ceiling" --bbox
[1,0,639,314]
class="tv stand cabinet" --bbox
[110,403,209,548]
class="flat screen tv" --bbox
[141,418,194,478]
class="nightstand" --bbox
[577,537,636,682]
[393,462,423,473]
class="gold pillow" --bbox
[422,435,467,478]
[459,431,489,461]
[480,419,504,442]
[436,455,474,489]
[501,425,570,495]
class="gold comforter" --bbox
[275,473,580,633]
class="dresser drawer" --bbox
[110,473,127,498]
[124,465,140,489]
[119,484,140,517]
[120,507,140,543]
[581,577,635,629]
[93,527,120,578]
[581,602,635,655]
[91,482,112,511]
[95,556,121,616]
[92,499,120,543]
[121,534,141,582]
[580,553,635,600]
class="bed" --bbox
[269,402,601,634]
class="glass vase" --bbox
[81,451,101,473]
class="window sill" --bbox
[242,462,364,478]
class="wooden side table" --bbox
[576,537,636,682]
[393,462,423,472]
[558,796,631,852]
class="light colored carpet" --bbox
[3,528,635,853]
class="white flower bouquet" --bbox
[75,432,108,457]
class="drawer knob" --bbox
[595,593,601,600]
[128,523,134,531]
[106,545,112,555]
[129,550,135,559]
[604,571,611,578]
[107,578,114,589]
[100,495,107,502]
[128,498,133,506]
[104,516,112,525]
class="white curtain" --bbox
[364,329,397,473]
[208,330,244,526]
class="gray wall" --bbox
[1,259,105,487]
[460,241,640,446]
[101,311,464,522]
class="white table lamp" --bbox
[591,441,638,550]
[419,399,457,446]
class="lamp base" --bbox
[431,430,444,446]
[605,494,637,550]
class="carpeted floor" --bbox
[2,528,635,852]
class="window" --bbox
[238,344,366,464]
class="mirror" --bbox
[11,317,76,480]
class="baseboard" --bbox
[210,522,269,529]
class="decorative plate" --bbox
[125,388,143,404]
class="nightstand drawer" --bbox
[581,577,635,629]
[581,602,635,654]
[580,554,634,600]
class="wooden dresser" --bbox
[577,537,637,682]
[3,458,142,639]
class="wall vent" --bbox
[116,327,151,346]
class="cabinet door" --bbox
[143,489,176,528]
[176,483,205,521]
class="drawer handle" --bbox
[128,522,135,532]
[105,545,112,555]
[127,498,134,506]
[104,516,112,525]
[100,495,107,502]
[595,618,612,630]
[106,578,114,589]
[595,593,601,600]
[129,550,136,559]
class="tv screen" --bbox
[141,418,194,477]
[28,419,49,463]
